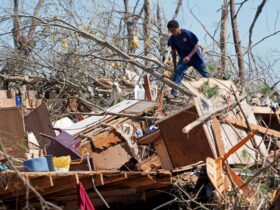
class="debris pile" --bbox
[0,78,279,209]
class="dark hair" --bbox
[167,20,179,29]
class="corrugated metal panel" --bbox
[66,100,139,136]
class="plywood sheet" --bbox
[92,143,132,170]
[25,103,56,147]
[157,106,213,168]
[0,107,26,159]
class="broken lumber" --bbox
[223,117,280,139]
[143,74,152,101]
[211,117,225,156]
[138,130,161,144]
[137,155,161,172]
[206,130,257,202]
[251,106,280,115]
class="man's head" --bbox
[167,20,180,36]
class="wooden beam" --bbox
[223,117,280,138]
[138,130,161,144]
[143,74,152,101]
[211,116,225,156]
[154,138,173,170]
[251,106,280,115]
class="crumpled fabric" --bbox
[77,182,95,210]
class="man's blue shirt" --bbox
[168,29,204,64]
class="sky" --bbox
[1,0,279,59]
[159,0,280,56]
[1,0,279,53]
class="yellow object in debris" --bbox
[62,39,68,50]
[111,62,121,69]
[131,36,139,49]
[53,156,71,172]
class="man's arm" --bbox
[171,48,177,69]
[183,42,199,64]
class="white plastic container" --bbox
[151,85,158,101]
[134,84,145,100]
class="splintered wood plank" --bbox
[211,117,225,156]
[138,155,161,172]
[91,131,122,150]
[143,74,152,101]
[122,101,157,115]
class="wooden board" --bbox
[154,138,173,170]
[224,116,280,138]
[0,98,16,108]
[157,106,213,168]
[123,101,157,115]
[0,107,26,159]
[92,143,132,170]
[211,117,225,156]
[138,130,161,144]
[251,106,280,115]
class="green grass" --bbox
[259,84,273,96]
[201,81,219,98]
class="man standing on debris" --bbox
[167,20,210,97]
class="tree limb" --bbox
[182,95,246,134]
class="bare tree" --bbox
[1,0,44,89]
[173,0,183,20]
[143,0,151,63]
[219,0,228,77]
[229,0,245,86]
